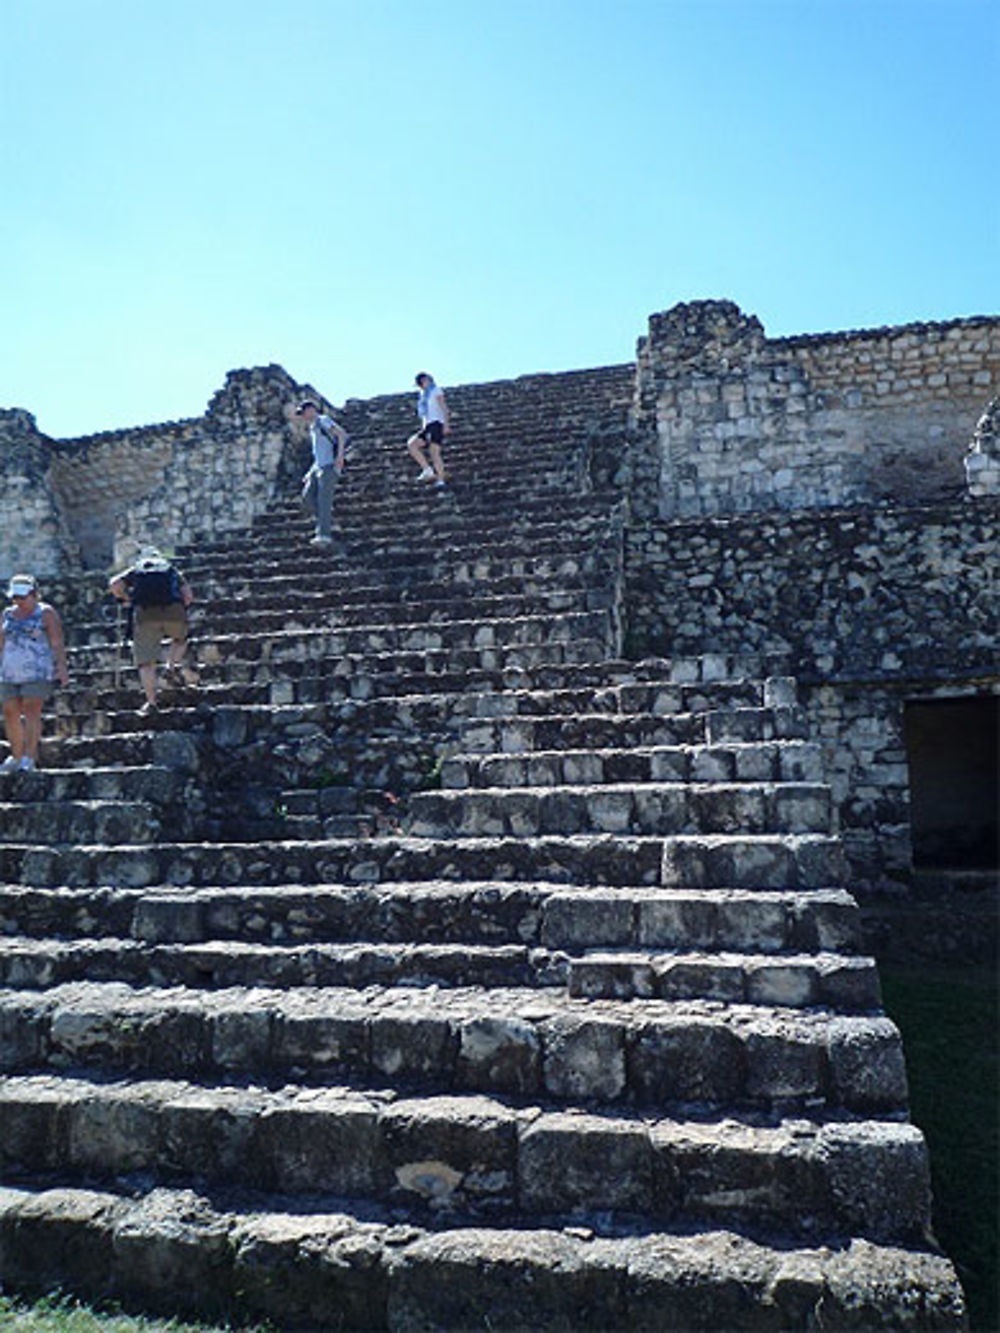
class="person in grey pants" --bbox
[296,399,349,545]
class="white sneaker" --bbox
[18,756,35,771]
[310,535,333,546]
[0,756,18,773]
[416,466,435,482]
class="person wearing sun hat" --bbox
[109,546,194,716]
[0,573,70,772]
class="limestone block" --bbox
[455,1015,541,1096]
[569,953,657,1000]
[630,1018,745,1105]
[819,1121,931,1240]
[743,1024,825,1104]
[0,1075,67,1171]
[520,1112,654,1213]
[656,956,745,1003]
[826,1016,908,1112]
[262,1090,379,1194]
[371,1011,453,1082]
[378,1095,517,1209]
[542,1016,626,1101]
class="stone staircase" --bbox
[0,373,965,1329]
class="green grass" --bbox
[881,965,999,1333]
[0,1292,267,1331]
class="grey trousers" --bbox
[303,464,339,538]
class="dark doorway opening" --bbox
[904,695,999,870]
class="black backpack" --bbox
[130,567,180,607]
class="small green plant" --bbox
[415,755,444,791]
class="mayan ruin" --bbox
[0,298,996,1329]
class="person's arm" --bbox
[438,389,451,435]
[42,607,70,686]
[333,421,349,471]
[109,572,130,602]
[179,580,194,609]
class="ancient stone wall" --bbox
[1,366,320,580]
[966,395,1000,496]
[631,301,1000,520]
[0,410,80,579]
[623,500,998,678]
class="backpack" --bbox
[318,418,355,461]
[130,567,180,607]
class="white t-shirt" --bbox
[421,386,446,425]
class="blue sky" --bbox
[2,0,996,438]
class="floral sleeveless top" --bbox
[1,603,55,684]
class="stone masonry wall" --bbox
[0,410,80,579]
[623,500,998,679]
[965,395,1000,496]
[631,301,1000,520]
[1,366,321,580]
[623,499,999,901]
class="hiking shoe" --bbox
[416,466,435,482]
[18,756,35,771]
[0,756,18,773]
[435,480,448,490]
[310,535,333,546]
[138,701,158,717]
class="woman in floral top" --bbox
[0,573,69,772]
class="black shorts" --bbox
[419,421,445,445]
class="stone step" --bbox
[568,947,879,1010]
[0,935,566,993]
[61,653,776,714]
[251,487,620,535]
[0,831,845,891]
[195,555,620,604]
[180,526,618,576]
[453,678,781,717]
[181,527,621,582]
[184,507,618,563]
[0,934,879,1011]
[407,783,834,840]
[71,584,614,650]
[0,764,190,803]
[0,1073,931,1242]
[0,882,863,957]
[443,740,825,788]
[59,643,644,711]
[0,1182,963,1331]
[0,979,908,1113]
[66,609,617,669]
[0,800,160,846]
[457,706,807,755]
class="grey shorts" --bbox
[133,605,188,666]
[1,680,54,703]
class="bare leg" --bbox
[138,663,157,706]
[408,434,431,472]
[428,441,446,482]
[2,698,24,762]
[20,697,44,764]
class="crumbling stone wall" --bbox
[631,301,1000,519]
[106,365,317,566]
[0,410,79,579]
[1,366,320,579]
[965,395,1000,496]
